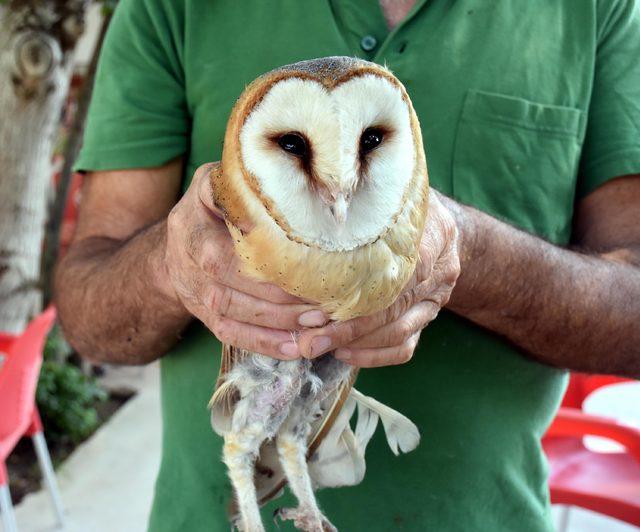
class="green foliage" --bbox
[43,323,72,361]
[101,0,118,15]
[36,326,108,444]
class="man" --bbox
[55,0,640,530]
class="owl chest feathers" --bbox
[226,179,426,321]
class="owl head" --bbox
[217,56,427,254]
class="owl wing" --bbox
[307,366,359,456]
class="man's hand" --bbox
[164,163,329,359]
[56,159,327,364]
[295,189,461,367]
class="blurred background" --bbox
[0,1,638,531]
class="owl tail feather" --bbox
[309,396,366,488]
[354,399,379,451]
[350,388,421,455]
[309,390,419,490]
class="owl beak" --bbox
[329,192,349,224]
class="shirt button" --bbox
[360,35,377,52]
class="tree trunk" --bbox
[42,12,111,305]
[0,0,88,332]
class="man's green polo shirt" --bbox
[76,1,640,530]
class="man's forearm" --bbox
[55,220,191,364]
[444,197,640,377]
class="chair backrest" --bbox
[0,306,56,440]
[0,333,16,354]
[561,372,631,409]
[0,332,16,368]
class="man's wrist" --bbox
[437,193,477,271]
[435,192,484,315]
[147,221,186,310]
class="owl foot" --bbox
[230,517,260,532]
[273,506,337,532]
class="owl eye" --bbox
[360,128,384,154]
[277,133,308,158]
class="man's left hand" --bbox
[297,189,461,367]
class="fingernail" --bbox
[298,310,327,327]
[334,348,351,361]
[310,336,332,357]
[279,342,299,358]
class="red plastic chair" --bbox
[0,307,64,532]
[543,373,640,530]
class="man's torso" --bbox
[102,1,606,529]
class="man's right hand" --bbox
[163,163,328,359]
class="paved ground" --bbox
[11,362,637,532]
[13,364,161,532]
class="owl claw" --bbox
[273,506,337,532]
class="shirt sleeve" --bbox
[577,0,640,198]
[75,0,187,171]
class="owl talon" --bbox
[274,506,337,532]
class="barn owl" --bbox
[209,56,430,532]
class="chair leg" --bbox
[0,482,18,532]
[32,432,65,527]
[557,504,571,532]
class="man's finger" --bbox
[200,312,302,360]
[204,282,327,330]
[334,332,421,368]
[347,301,439,349]
[173,265,307,360]
[196,161,254,232]
[182,216,303,305]
[297,276,441,358]
[195,162,224,215]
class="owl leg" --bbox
[223,359,306,531]
[273,356,351,531]
[223,425,267,532]
[274,409,337,532]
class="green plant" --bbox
[43,323,72,362]
[36,326,107,444]
[101,0,118,15]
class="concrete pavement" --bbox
[13,364,160,532]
